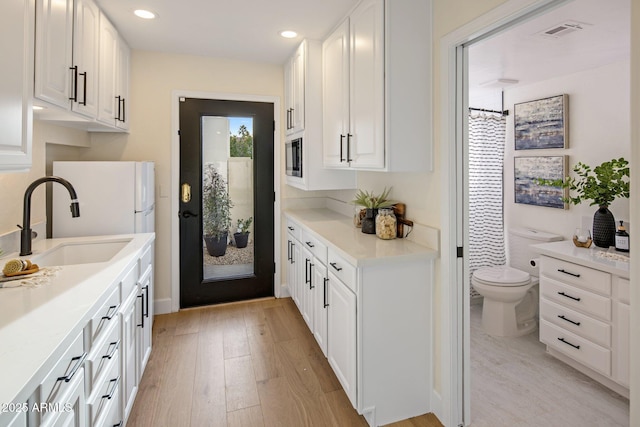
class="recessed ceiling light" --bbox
[134,9,156,19]
[33,106,44,110]
[280,30,298,39]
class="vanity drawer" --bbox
[541,256,611,296]
[617,277,630,305]
[120,263,139,298]
[327,249,356,293]
[285,217,302,241]
[89,286,120,346]
[86,318,120,394]
[541,276,611,321]
[540,319,611,376]
[87,353,120,426]
[301,229,327,266]
[540,298,611,348]
[139,245,152,272]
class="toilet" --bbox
[472,228,562,337]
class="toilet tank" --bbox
[508,228,563,276]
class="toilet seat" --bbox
[472,265,530,287]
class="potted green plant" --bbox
[538,158,629,248]
[202,164,233,256]
[352,187,396,234]
[233,217,253,249]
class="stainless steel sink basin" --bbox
[33,239,132,266]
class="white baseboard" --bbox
[431,389,444,426]
[154,298,173,315]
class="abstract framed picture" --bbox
[514,94,568,150]
[514,156,568,209]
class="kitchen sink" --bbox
[33,239,132,266]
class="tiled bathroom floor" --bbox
[470,302,629,427]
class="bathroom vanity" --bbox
[533,241,630,397]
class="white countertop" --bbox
[284,209,438,266]
[532,240,630,279]
[0,233,155,406]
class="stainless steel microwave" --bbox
[285,137,302,177]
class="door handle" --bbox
[181,210,198,218]
[181,183,192,202]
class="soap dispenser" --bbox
[615,221,629,252]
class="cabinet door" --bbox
[327,273,357,407]
[300,246,314,330]
[349,0,385,169]
[284,58,293,133]
[42,369,86,427]
[35,0,74,109]
[322,20,350,168]
[71,0,99,118]
[138,267,153,378]
[313,262,329,356]
[97,12,118,126]
[286,238,299,306]
[290,42,305,133]
[115,35,131,130]
[615,302,630,387]
[0,0,33,172]
[120,293,139,421]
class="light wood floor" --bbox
[128,297,443,427]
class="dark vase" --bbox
[592,206,616,248]
[204,232,228,257]
[234,232,249,248]
[361,208,378,234]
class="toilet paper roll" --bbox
[530,258,540,268]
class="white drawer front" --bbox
[540,256,611,296]
[541,276,611,321]
[87,353,120,426]
[327,249,356,294]
[285,217,302,241]
[540,319,611,376]
[540,298,611,348]
[86,318,120,394]
[40,331,85,422]
[89,286,121,347]
[617,277,630,305]
[120,263,139,299]
[139,245,152,272]
[301,229,327,266]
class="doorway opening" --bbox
[179,98,275,308]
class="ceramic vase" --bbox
[592,206,616,248]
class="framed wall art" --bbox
[514,94,568,150]
[514,155,568,209]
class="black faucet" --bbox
[20,176,80,256]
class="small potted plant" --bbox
[233,217,253,249]
[538,158,629,248]
[202,164,233,256]
[352,187,396,234]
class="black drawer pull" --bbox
[102,340,120,360]
[558,337,580,350]
[102,304,120,320]
[558,291,581,302]
[305,241,315,248]
[287,226,295,231]
[305,258,311,284]
[323,278,329,308]
[102,376,120,400]
[113,421,123,427]
[558,268,581,278]
[330,262,342,272]
[558,315,581,326]
[309,263,315,289]
[57,352,87,382]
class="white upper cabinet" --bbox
[0,0,33,172]
[97,12,118,126]
[284,43,305,135]
[35,0,99,119]
[322,0,432,172]
[116,34,131,130]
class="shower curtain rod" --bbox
[468,107,509,116]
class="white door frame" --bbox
[170,90,281,312]
[438,1,569,425]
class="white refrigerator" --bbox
[52,161,155,237]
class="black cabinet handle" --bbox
[287,240,292,262]
[69,66,78,101]
[57,352,87,382]
[558,268,580,278]
[339,134,345,162]
[558,315,581,326]
[309,263,315,289]
[305,241,315,248]
[102,376,120,400]
[137,293,145,328]
[330,262,342,272]
[79,71,87,105]
[323,277,329,308]
[102,304,120,320]
[305,258,311,284]
[346,133,353,162]
[290,108,294,128]
[558,291,581,302]
[113,421,123,427]
[102,340,120,360]
[287,226,295,231]
[143,285,150,318]
[558,337,580,350]
[121,98,126,122]
[291,243,295,263]
[116,95,121,121]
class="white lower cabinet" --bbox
[312,260,329,356]
[3,411,27,427]
[41,369,86,427]
[327,271,357,407]
[120,289,139,422]
[300,246,315,329]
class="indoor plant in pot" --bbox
[352,187,396,234]
[539,158,629,248]
[233,217,253,249]
[203,164,233,256]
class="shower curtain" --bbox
[469,112,507,298]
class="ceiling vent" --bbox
[537,20,591,39]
